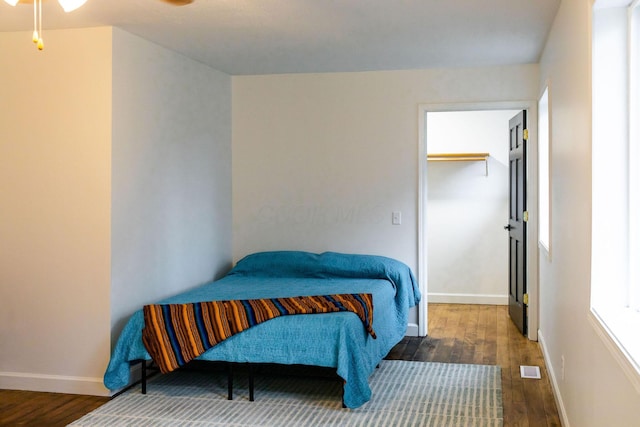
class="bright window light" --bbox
[629,1,640,312]
[591,0,640,391]
[538,86,550,254]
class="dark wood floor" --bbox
[386,304,561,426]
[0,304,560,426]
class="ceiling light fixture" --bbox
[3,0,89,50]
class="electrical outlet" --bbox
[561,355,565,381]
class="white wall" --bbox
[0,28,114,394]
[232,65,539,327]
[0,27,233,396]
[427,110,518,305]
[538,0,640,425]
[110,29,233,342]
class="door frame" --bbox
[417,101,539,341]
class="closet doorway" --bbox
[417,102,539,341]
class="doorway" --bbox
[417,102,539,341]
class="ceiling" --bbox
[0,0,561,75]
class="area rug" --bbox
[70,360,502,426]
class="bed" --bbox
[103,251,421,408]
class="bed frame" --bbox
[135,359,353,406]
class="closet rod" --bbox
[427,153,490,176]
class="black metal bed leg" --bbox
[141,360,147,394]
[248,363,254,402]
[227,363,233,400]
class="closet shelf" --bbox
[427,153,490,176]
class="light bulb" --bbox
[57,0,87,12]
[4,0,20,6]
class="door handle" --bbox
[504,225,512,230]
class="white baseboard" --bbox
[0,371,111,396]
[405,323,419,337]
[538,329,570,427]
[427,292,508,305]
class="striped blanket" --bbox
[142,294,376,373]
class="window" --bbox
[538,86,550,254]
[628,2,640,312]
[591,0,640,391]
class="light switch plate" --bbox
[392,211,401,225]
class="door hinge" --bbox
[523,211,529,222]
[523,129,529,140]
[523,293,529,305]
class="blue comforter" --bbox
[103,251,421,408]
